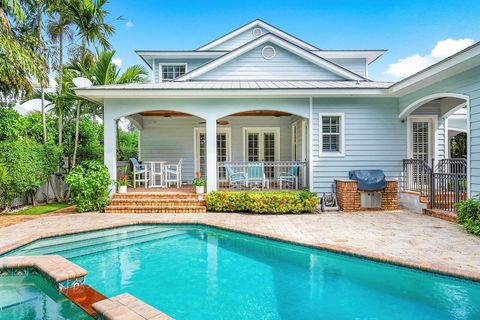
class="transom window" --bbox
[320,114,344,156]
[161,65,186,81]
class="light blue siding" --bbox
[208,27,267,51]
[154,59,212,82]
[140,115,297,182]
[449,118,467,131]
[311,98,405,193]
[196,43,344,81]
[398,65,480,195]
[329,58,367,77]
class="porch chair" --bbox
[165,159,183,188]
[246,162,269,189]
[224,163,247,188]
[130,158,150,188]
[277,164,300,189]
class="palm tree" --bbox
[68,50,147,167]
[0,0,46,101]
[47,1,75,147]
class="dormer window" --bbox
[161,64,186,81]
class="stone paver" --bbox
[0,210,479,280]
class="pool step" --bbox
[106,192,207,213]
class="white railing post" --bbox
[206,117,217,192]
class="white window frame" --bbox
[406,115,438,164]
[319,113,345,157]
[291,121,298,160]
[159,63,188,82]
[242,127,280,162]
[193,127,231,174]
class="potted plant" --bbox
[192,172,206,194]
[117,175,129,194]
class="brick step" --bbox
[422,208,457,222]
[113,193,199,200]
[110,198,206,207]
[105,205,206,214]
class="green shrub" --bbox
[65,160,112,212]
[206,190,319,214]
[456,198,480,236]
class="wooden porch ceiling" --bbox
[139,110,293,117]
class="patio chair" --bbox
[224,163,247,188]
[277,164,300,189]
[246,162,269,189]
[165,159,183,188]
[130,158,150,188]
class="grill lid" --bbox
[348,170,386,190]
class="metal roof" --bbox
[83,80,393,90]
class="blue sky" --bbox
[104,0,480,81]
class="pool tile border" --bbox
[0,218,479,283]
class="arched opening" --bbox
[214,110,310,190]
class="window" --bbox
[319,114,344,156]
[161,65,186,81]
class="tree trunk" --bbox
[37,7,47,145]
[58,25,64,147]
[72,102,81,168]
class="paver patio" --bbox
[0,210,480,281]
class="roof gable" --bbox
[179,34,365,81]
[197,19,319,51]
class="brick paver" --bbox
[0,210,479,281]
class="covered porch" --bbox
[106,98,311,192]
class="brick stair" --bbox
[105,192,206,213]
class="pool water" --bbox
[0,275,91,319]
[5,224,480,319]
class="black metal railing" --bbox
[403,159,433,198]
[403,158,468,213]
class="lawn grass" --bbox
[7,203,71,216]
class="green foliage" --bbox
[456,198,480,236]
[450,133,467,158]
[0,107,27,141]
[0,139,61,208]
[206,191,319,214]
[118,129,138,161]
[63,116,103,164]
[65,160,111,212]
[24,111,58,144]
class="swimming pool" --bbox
[5,224,480,319]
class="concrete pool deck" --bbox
[0,210,480,281]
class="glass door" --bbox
[196,129,230,179]
[245,129,279,179]
[410,119,432,164]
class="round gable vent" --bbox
[262,46,276,60]
[252,27,263,38]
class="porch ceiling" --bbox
[139,110,293,117]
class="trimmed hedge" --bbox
[206,191,319,214]
[456,198,480,236]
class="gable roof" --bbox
[197,19,319,51]
[177,33,366,81]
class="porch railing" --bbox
[217,161,308,190]
[403,158,468,213]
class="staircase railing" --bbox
[403,158,468,213]
[403,159,433,199]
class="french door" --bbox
[195,128,231,179]
[409,117,434,164]
[244,128,279,178]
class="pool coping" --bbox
[0,219,479,283]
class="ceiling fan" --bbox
[198,120,230,125]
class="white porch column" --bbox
[104,116,117,191]
[206,117,217,192]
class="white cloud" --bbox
[112,57,123,67]
[384,38,475,79]
[125,20,134,28]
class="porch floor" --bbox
[126,185,195,194]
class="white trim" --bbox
[194,127,231,175]
[197,19,319,51]
[466,97,471,197]
[311,50,386,65]
[159,63,188,82]
[301,119,308,162]
[406,115,438,165]
[242,127,281,162]
[318,113,345,157]
[308,97,313,191]
[178,34,364,81]
[262,45,276,60]
[444,117,449,158]
[291,121,298,160]
[443,102,467,119]
[399,93,470,119]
